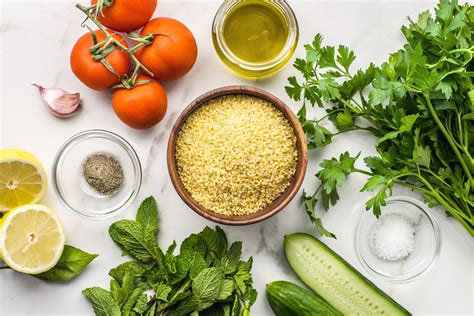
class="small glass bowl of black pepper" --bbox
[52,129,142,219]
[354,196,441,283]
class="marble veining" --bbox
[0,1,472,315]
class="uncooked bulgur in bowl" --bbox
[167,86,308,225]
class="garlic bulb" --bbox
[33,84,81,118]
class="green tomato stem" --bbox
[75,3,155,78]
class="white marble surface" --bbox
[0,0,473,315]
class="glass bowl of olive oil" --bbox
[212,0,299,78]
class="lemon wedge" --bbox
[0,204,65,274]
[0,148,47,212]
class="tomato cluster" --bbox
[70,0,198,129]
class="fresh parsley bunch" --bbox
[287,0,473,237]
[83,197,257,316]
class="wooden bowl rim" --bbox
[167,85,308,225]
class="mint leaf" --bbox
[34,245,97,282]
[242,287,258,307]
[110,280,123,306]
[164,241,178,273]
[173,268,223,315]
[199,226,227,258]
[155,282,172,302]
[178,234,208,279]
[169,279,191,304]
[233,258,254,297]
[109,261,149,286]
[192,267,223,303]
[230,295,242,316]
[83,287,121,316]
[132,294,148,314]
[84,198,257,315]
[109,220,160,263]
[136,196,158,236]
[122,285,147,316]
[217,279,234,301]
[220,242,242,275]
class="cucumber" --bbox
[266,280,342,316]
[284,233,411,316]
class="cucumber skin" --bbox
[284,233,411,316]
[266,281,342,316]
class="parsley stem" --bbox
[414,172,473,235]
[314,109,344,123]
[393,180,468,221]
[424,95,473,184]
[336,97,361,114]
[333,126,372,136]
[353,168,373,176]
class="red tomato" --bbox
[135,17,198,81]
[112,75,167,129]
[91,0,157,32]
[70,30,130,91]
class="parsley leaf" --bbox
[288,0,474,236]
[303,191,336,238]
[317,152,359,196]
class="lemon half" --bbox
[0,204,65,274]
[0,148,47,212]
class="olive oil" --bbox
[222,1,289,64]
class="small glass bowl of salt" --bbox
[355,196,441,283]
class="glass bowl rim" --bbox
[51,129,142,220]
[354,196,442,283]
[212,0,299,71]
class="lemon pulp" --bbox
[0,148,47,211]
[0,204,65,274]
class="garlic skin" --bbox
[33,84,81,118]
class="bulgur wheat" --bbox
[175,94,298,216]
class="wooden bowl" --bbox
[167,86,308,225]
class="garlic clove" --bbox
[33,84,81,118]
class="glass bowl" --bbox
[52,130,142,219]
[355,196,441,283]
[212,0,299,78]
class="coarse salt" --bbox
[369,213,415,261]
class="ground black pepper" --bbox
[82,153,124,196]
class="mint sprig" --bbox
[83,196,257,315]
